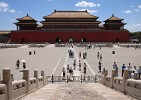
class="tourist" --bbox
[62,68,66,80]
[132,66,138,73]
[34,51,36,54]
[100,54,102,61]
[138,66,141,79]
[22,60,26,69]
[73,60,76,70]
[127,63,132,77]
[113,62,118,76]
[97,52,100,59]
[122,64,126,77]
[83,63,87,75]
[79,52,81,58]
[98,61,102,72]
[78,60,81,71]
[69,67,73,80]
[29,51,32,55]
[16,60,20,69]
[67,64,69,73]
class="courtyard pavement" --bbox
[0,44,141,80]
[0,44,140,100]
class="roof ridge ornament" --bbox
[112,14,114,17]
[27,13,29,16]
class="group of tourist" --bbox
[79,52,87,59]
[62,60,87,80]
[113,62,141,79]
[16,60,26,69]
[29,50,36,55]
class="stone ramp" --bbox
[46,44,55,48]
[20,83,136,100]
[19,45,29,48]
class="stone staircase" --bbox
[20,83,136,100]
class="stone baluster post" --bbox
[2,68,12,100]
[34,69,39,88]
[111,69,117,88]
[123,68,129,94]
[22,69,29,93]
[103,70,108,85]
[134,72,139,80]
[41,70,45,86]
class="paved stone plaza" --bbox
[0,44,141,100]
[0,44,141,80]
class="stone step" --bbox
[20,83,136,100]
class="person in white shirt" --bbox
[127,63,132,78]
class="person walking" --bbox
[100,54,102,61]
[97,52,100,59]
[22,60,26,69]
[83,63,87,75]
[69,67,73,81]
[62,68,66,80]
[67,64,69,73]
[78,60,81,71]
[73,60,76,70]
[98,61,102,72]
[122,64,126,77]
[16,60,20,69]
[79,52,81,58]
[138,66,141,79]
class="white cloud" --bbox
[134,9,140,12]
[10,9,16,13]
[0,2,16,13]
[130,5,134,8]
[3,8,9,12]
[78,9,97,14]
[125,24,141,32]
[138,5,141,9]
[0,2,9,8]
[124,10,132,14]
[97,4,100,7]
[75,1,97,7]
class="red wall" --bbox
[11,30,129,43]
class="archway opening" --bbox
[56,37,61,43]
[116,38,119,43]
[81,37,86,43]
[68,37,74,44]
[21,38,25,44]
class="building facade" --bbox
[11,10,129,43]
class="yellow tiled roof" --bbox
[106,14,123,21]
[44,10,98,19]
[17,14,37,21]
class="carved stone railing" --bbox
[113,77,123,91]
[0,68,47,100]
[12,80,26,99]
[0,84,6,100]
[29,78,37,92]
[125,79,141,98]
[101,68,141,99]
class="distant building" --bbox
[11,10,129,43]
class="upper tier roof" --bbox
[16,14,37,21]
[105,14,124,21]
[43,10,99,19]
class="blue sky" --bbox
[0,0,141,32]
